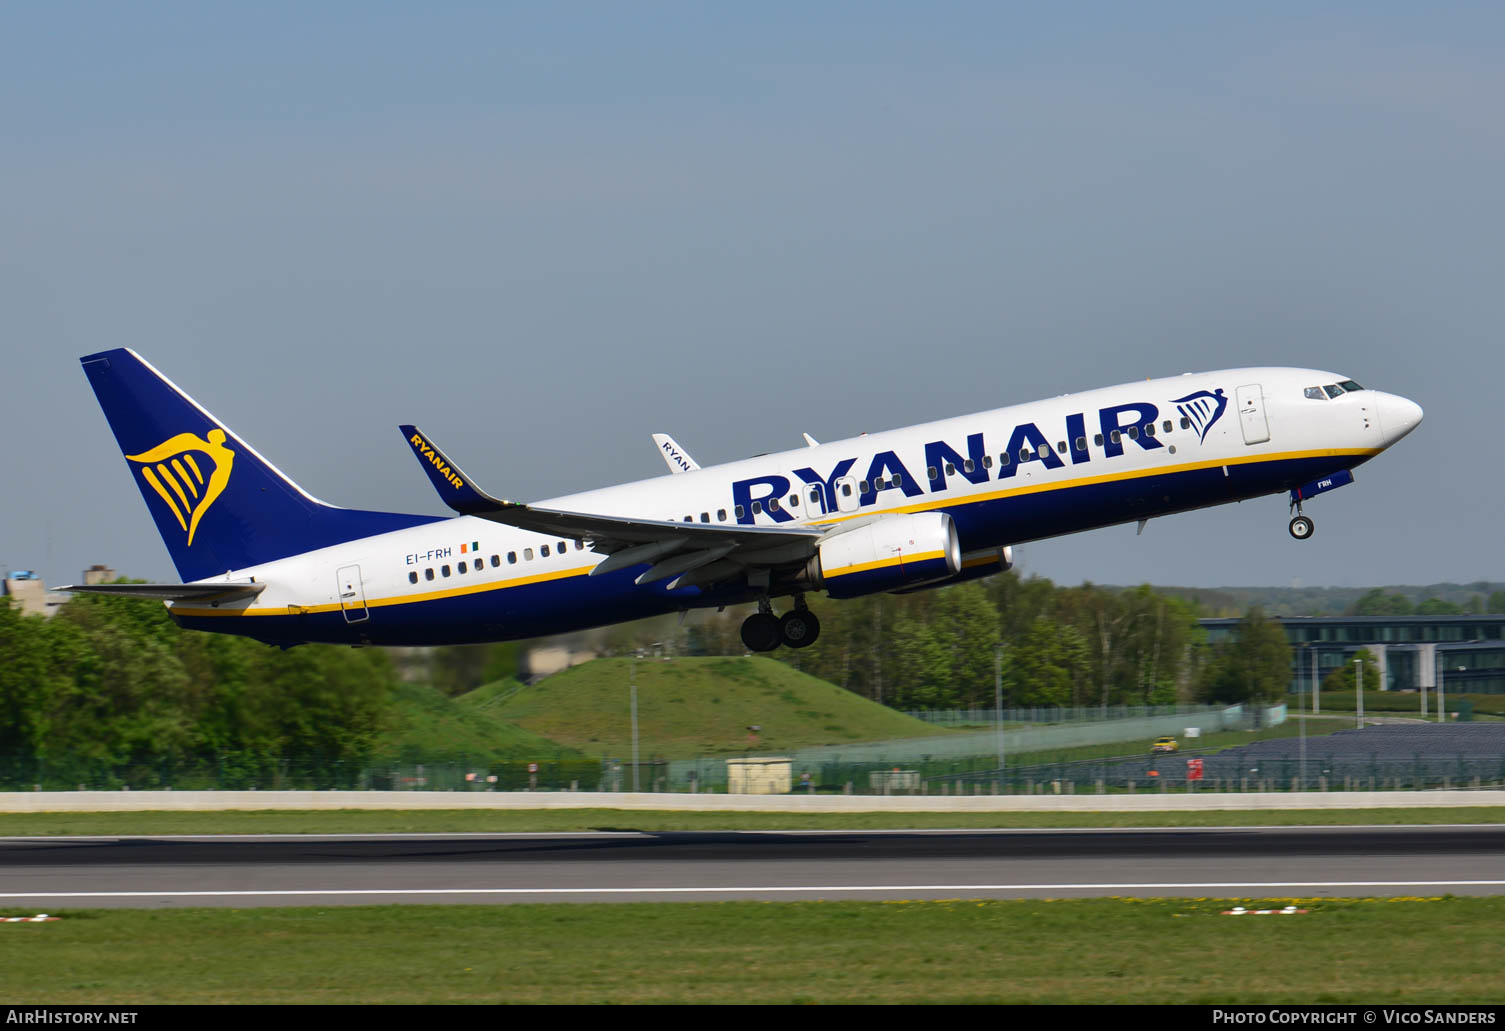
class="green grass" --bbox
[479,656,946,758]
[374,680,580,763]
[4,897,1502,1003]
[3,806,1504,837]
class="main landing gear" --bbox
[741,596,820,652]
[1288,501,1315,540]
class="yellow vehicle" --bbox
[1151,736,1179,753]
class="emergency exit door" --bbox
[337,564,369,623]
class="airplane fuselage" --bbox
[162,366,1421,647]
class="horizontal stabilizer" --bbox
[55,581,266,603]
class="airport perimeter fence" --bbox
[902,704,1227,727]
[6,750,1505,795]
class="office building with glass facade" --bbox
[1199,614,1505,695]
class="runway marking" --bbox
[4,880,1505,899]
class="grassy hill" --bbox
[467,656,947,759]
[374,680,582,763]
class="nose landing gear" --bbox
[1288,513,1314,540]
[740,595,821,651]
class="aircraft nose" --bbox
[1377,392,1424,446]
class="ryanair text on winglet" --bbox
[410,432,464,489]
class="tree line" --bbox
[0,571,1294,784]
[681,573,1291,712]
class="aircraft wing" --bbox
[53,581,266,603]
[400,424,824,589]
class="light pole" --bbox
[1355,657,1363,729]
[1298,644,1307,789]
[994,644,1005,775]
[1437,655,1444,725]
[630,652,640,792]
[1312,647,1320,715]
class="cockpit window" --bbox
[1338,380,1363,392]
[1323,384,1345,399]
[1304,387,1326,400]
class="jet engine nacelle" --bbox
[806,512,961,599]
[887,546,1013,595]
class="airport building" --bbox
[2,565,116,618]
[1200,614,1505,695]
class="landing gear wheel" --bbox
[740,612,782,652]
[1288,515,1315,540]
[779,609,821,649]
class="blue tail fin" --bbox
[81,349,440,582]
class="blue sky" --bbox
[4,3,1502,589]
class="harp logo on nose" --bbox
[126,429,235,546]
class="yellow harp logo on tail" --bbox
[126,429,235,546]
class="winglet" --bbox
[400,425,512,515]
[651,433,700,474]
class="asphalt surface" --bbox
[2,826,1503,907]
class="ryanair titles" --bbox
[408,432,464,489]
[731,394,1223,525]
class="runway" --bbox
[2,826,1503,907]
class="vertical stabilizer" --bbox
[80,349,438,582]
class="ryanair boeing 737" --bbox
[63,350,1422,651]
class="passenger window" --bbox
[893,472,903,486]
[1144,423,1155,437]
[1018,449,1029,462]
[1163,420,1172,433]
[841,483,852,497]
[524,548,533,561]
[1111,430,1121,443]
[408,571,418,584]
[541,545,550,557]
[1127,426,1139,440]
[491,555,500,567]
[701,513,710,522]
[735,505,745,518]
[998,452,1010,466]
[930,466,940,479]
[1180,417,1191,430]
[558,541,567,553]
[752,501,762,514]
[808,488,820,505]
[425,568,434,581]
[964,459,975,473]
[683,515,692,522]
[943,463,953,476]
[1075,437,1086,451]
[718,509,727,521]
[1094,433,1104,446]
[508,552,517,564]
[1056,441,1066,453]
[982,455,993,469]
[768,498,780,512]
[788,495,798,508]
[859,481,870,493]
[458,561,467,574]
[442,565,451,577]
